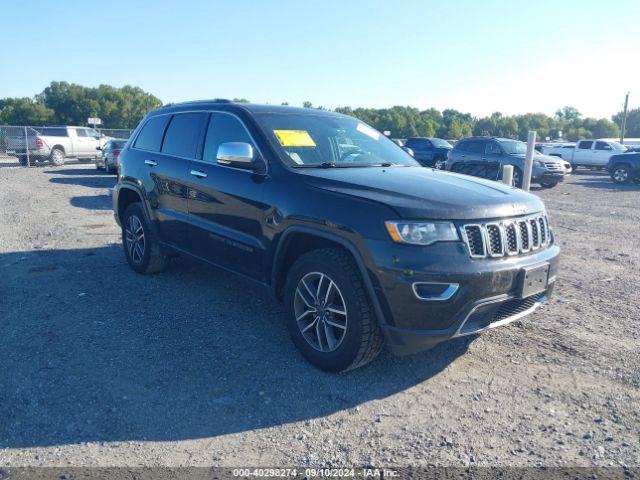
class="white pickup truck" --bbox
[543,139,628,168]
[8,125,110,165]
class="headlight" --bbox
[385,221,459,246]
[534,160,545,168]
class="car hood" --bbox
[298,166,545,220]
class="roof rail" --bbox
[166,99,233,107]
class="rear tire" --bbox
[284,248,383,372]
[50,148,65,166]
[121,203,168,274]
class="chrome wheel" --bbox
[613,168,628,183]
[125,215,145,264]
[51,149,64,165]
[294,272,347,352]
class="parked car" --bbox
[96,139,127,173]
[445,137,566,188]
[544,139,628,169]
[113,101,559,372]
[607,152,640,184]
[403,137,452,168]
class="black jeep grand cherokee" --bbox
[113,100,559,372]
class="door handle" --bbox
[144,159,157,166]
[190,169,207,178]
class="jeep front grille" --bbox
[461,215,551,259]
[463,225,485,257]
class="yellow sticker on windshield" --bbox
[273,130,316,147]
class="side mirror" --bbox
[217,142,264,172]
[96,146,102,151]
[402,147,415,157]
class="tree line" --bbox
[1,82,637,141]
[0,81,162,129]
[332,104,630,142]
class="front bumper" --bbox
[533,171,565,184]
[364,239,560,354]
[382,284,554,354]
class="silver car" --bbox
[96,139,127,174]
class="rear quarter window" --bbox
[406,138,430,149]
[134,115,171,152]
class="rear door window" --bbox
[455,140,470,152]
[577,140,593,149]
[161,112,207,158]
[134,115,170,152]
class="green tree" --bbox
[0,97,54,125]
[613,108,640,137]
[36,81,162,128]
[555,106,581,121]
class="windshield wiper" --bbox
[292,162,340,168]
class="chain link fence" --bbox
[97,128,133,139]
[0,125,133,167]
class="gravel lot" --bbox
[1,160,639,469]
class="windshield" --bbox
[430,138,452,148]
[255,113,419,167]
[112,140,126,149]
[499,140,528,155]
[609,141,627,151]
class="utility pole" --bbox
[620,91,629,144]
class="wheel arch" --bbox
[51,144,66,155]
[116,184,154,227]
[271,226,388,327]
[609,161,630,171]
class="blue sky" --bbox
[2,0,639,118]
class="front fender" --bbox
[270,226,390,327]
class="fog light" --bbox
[412,282,459,301]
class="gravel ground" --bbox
[0,161,639,469]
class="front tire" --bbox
[611,165,630,184]
[540,180,558,189]
[511,167,523,188]
[284,248,383,372]
[50,148,65,166]
[121,203,168,274]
